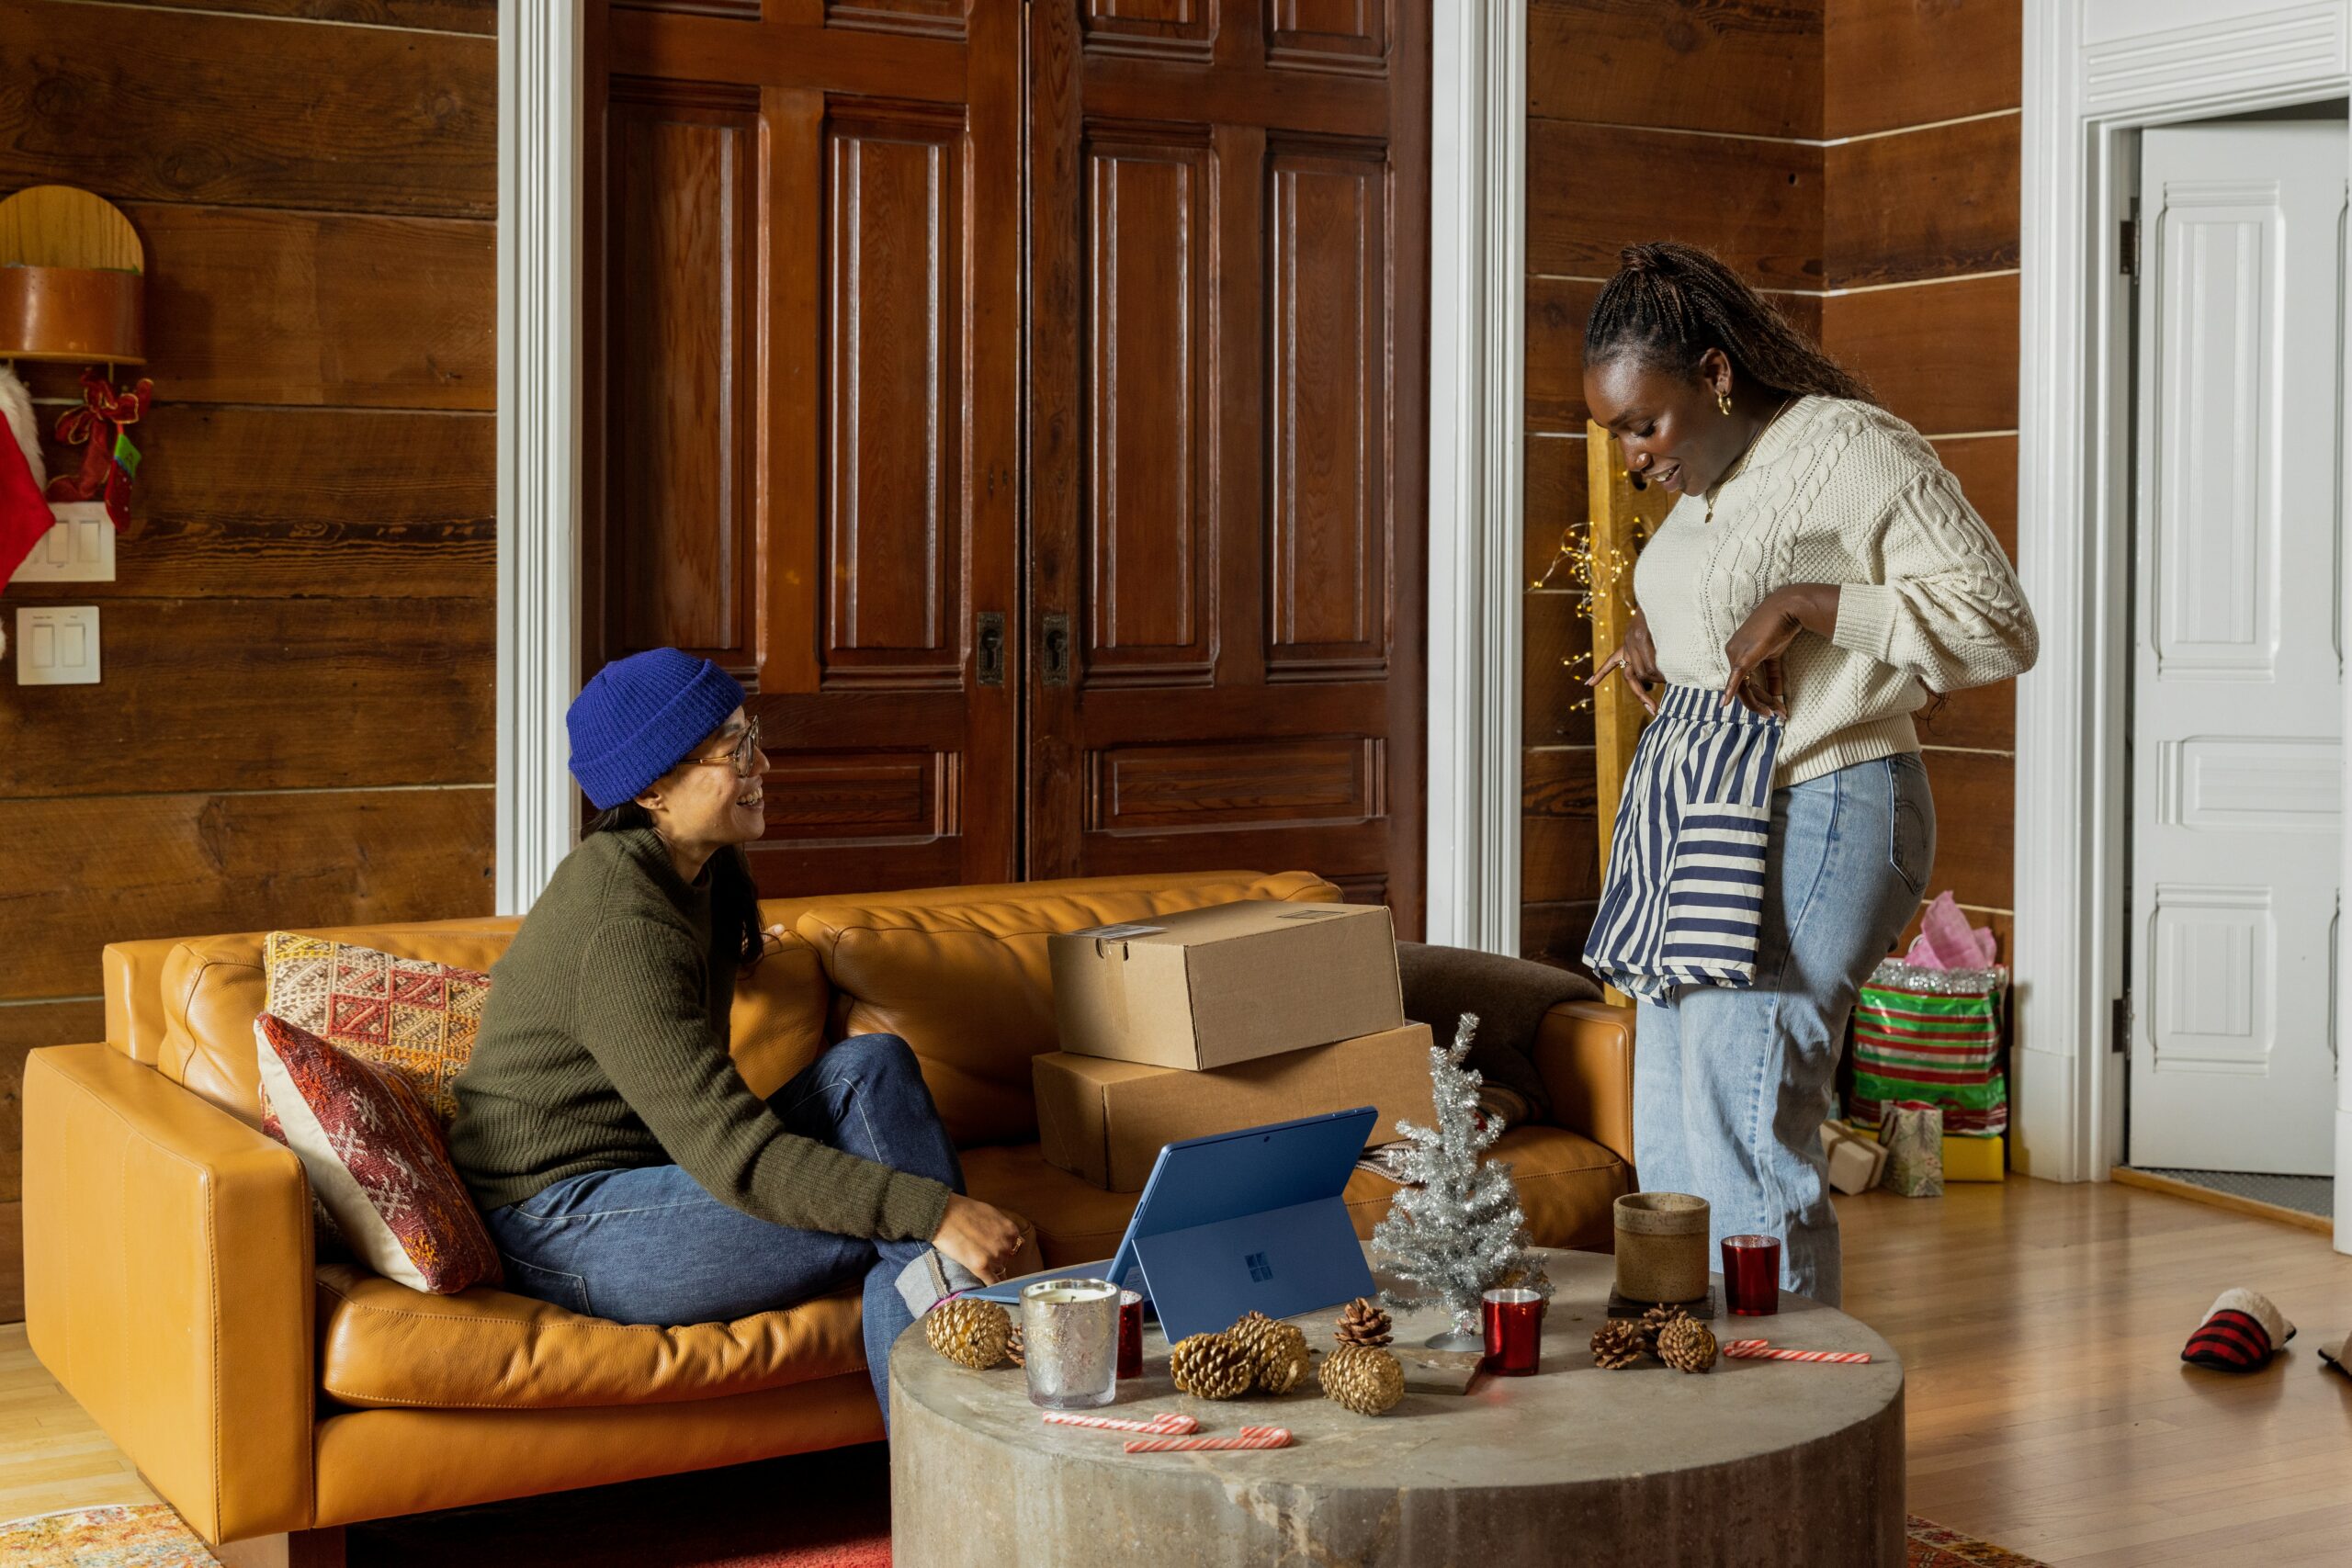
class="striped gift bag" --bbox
[1847,960,2007,1137]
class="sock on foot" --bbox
[895,1250,986,1317]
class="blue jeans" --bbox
[1633,753,1934,1308]
[481,1033,966,1423]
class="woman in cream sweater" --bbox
[1579,242,2036,1305]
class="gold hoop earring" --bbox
[1717,391,1734,416]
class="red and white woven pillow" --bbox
[254,1012,503,1295]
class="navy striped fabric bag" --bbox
[1583,684,1782,1000]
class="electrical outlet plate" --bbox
[16,605,100,685]
[8,502,116,583]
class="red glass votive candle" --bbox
[1481,1287,1545,1376]
[1722,1235,1781,1316]
[1118,1291,1145,1379]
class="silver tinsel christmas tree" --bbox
[1371,1015,1550,1348]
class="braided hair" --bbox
[1583,242,1876,405]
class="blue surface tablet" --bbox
[967,1106,1378,1339]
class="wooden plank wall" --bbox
[0,0,499,1321]
[1822,0,2022,960]
[1521,0,1826,970]
[1521,0,2023,972]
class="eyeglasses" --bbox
[684,717,763,778]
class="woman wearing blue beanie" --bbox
[448,647,1026,1426]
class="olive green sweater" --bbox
[448,827,951,1243]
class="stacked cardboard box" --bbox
[1034,901,1430,1190]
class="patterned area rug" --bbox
[1908,1514,2054,1567]
[0,1494,2041,1567]
[0,1505,224,1566]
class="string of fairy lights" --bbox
[1530,517,1639,716]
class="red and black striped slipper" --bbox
[2182,1288,2296,1372]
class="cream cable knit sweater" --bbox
[1631,395,2038,785]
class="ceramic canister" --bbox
[1613,1191,1711,1303]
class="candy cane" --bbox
[1124,1428,1293,1453]
[1043,1411,1199,1434]
[1722,1339,1872,1365]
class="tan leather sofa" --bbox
[24,869,1634,1562]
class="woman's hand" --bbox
[933,1193,1027,1284]
[1722,585,1839,717]
[1588,608,1662,716]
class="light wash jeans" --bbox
[1633,752,1934,1307]
[481,1032,966,1425]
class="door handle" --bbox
[976,611,1006,688]
[1042,613,1071,688]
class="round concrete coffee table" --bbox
[891,1247,1903,1566]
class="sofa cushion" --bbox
[257,1015,503,1294]
[143,919,829,1125]
[962,1122,1630,1266]
[263,932,490,1123]
[794,871,1340,1146]
[315,1264,868,1411]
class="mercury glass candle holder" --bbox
[1021,1278,1121,1410]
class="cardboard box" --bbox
[1034,1022,1436,1191]
[1049,900,1404,1070]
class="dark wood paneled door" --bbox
[589,1,1023,894]
[1024,1,1430,932]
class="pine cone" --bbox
[1639,1303,1689,1353]
[1320,1343,1406,1416]
[1228,1310,1311,1393]
[1589,1318,1647,1371]
[1252,1322,1313,1394]
[1334,1297,1393,1348]
[1496,1264,1553,1296]
[1004,1323,1024,1369]
[1657,1316,1718,1373]
[924,1298,1012,1371]
[1169,1332,1254,1401]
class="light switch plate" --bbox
[7,502,116,583]
[16,605,101,685]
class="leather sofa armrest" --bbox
[22,1044,315,1544]
[1531,999,1637,1171]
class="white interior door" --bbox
[2129,122,2346,1176]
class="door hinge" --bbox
[2120,204,2141,280]
[2110,992,2132,1055]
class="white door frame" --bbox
[493,0,586,917]
[2016,0,2349,1245]
[1423,0,1530,954]
[495,4,1530,939]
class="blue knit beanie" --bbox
[567,648,748,811]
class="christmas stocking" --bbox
[2181,1288,2295,1372]
[0,367,52,584]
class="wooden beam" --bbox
[1584,422,1671,884]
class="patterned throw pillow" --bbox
[254,1012,503,1295]
[264,932,490,1125]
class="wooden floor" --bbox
[0,1178,2346,1564]
[1841,1177,2352,1565]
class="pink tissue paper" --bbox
[1904,891,1996,971]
